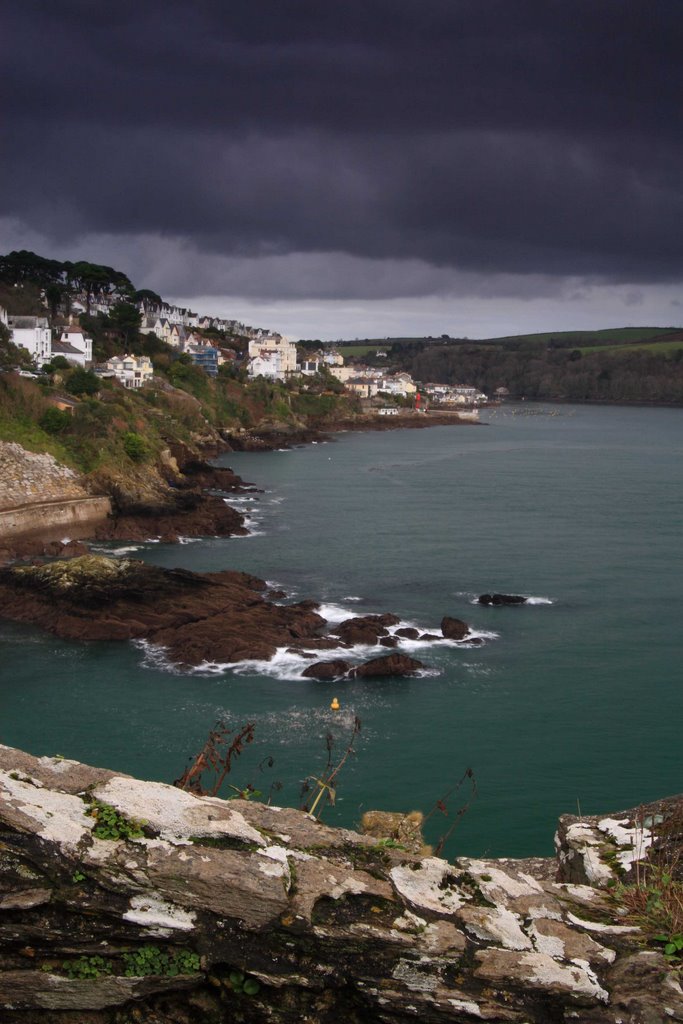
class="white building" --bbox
[247,336,298,380]
[8,316,52,367]
[57,327,92,365]
[101,354,153,389]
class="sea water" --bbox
[1,403,681,857]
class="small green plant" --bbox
[227,969,260,996]
[86,799,146,840]
[653,933,683,965]
[608,806,683,967]
[122,945,200,977]
[62,955,112,979]
[373,838,407,851]
[71,869,86,883]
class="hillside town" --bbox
[0,271,489,413]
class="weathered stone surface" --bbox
[1,744,681,1024]
[474,948,609,1002]
[556,795,683,885]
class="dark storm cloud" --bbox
[3,0,683,298]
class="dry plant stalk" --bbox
[422,766,478,857]
[301,716,362,820]
[174,721,256,797]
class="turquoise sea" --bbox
[1,403,681,858]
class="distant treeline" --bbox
[392,338,683,404]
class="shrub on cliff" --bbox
[66,368,100,397]
[123,431,148,462]
[38,407,71,435]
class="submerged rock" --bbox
[478,593,528,606]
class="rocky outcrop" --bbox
[302,659,352,680]
[0,557,438,675]
[0,556,327,664]
[332,614,402,646]
[348,653,424,678]
[0,556,479,674]
[478,594,528,606]
[0,746,681,1023]
[441,616,470,640]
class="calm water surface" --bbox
[1,403,681,857]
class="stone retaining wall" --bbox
[0,442,88,511]
[0,442,111,540]
[0,496,112,540]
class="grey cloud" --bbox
[2,0,683,313]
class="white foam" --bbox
[469,594,553,606]
[343,595,363,602]
[134,640,183,675]
[90,543,142,557]
[177,536,202,545]
[317,602,358,623]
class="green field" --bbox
[334,344,391,357]
[335,327,680,349]
[483,326,677,346]
[578,338,683,356]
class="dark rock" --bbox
[441,616,470,640]
[0,556,328,667]
[478,593,527,606]
[395,627,419,639]
[267,589,287,600]
[418,633,440,641]
[349,654,424,678]
[379,636,399,648]
[301,659,351,680]
[332,615,395,645]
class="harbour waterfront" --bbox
[1,403,681,857]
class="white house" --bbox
[168,323,187,348]
[58,327,92,365]
[101,354,153,389]
[8,316,52,367]
[377,372,417,398]
[247,335,298,380]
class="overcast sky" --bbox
[3,1,683,339]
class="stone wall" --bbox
[0,442,88,511]
[0,496,112,541]
[0,442,111,540]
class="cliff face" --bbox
[1,745,681,1024]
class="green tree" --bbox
[66,368,100,396]
[109,301,142,347]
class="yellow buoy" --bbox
[330,697,340,711]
